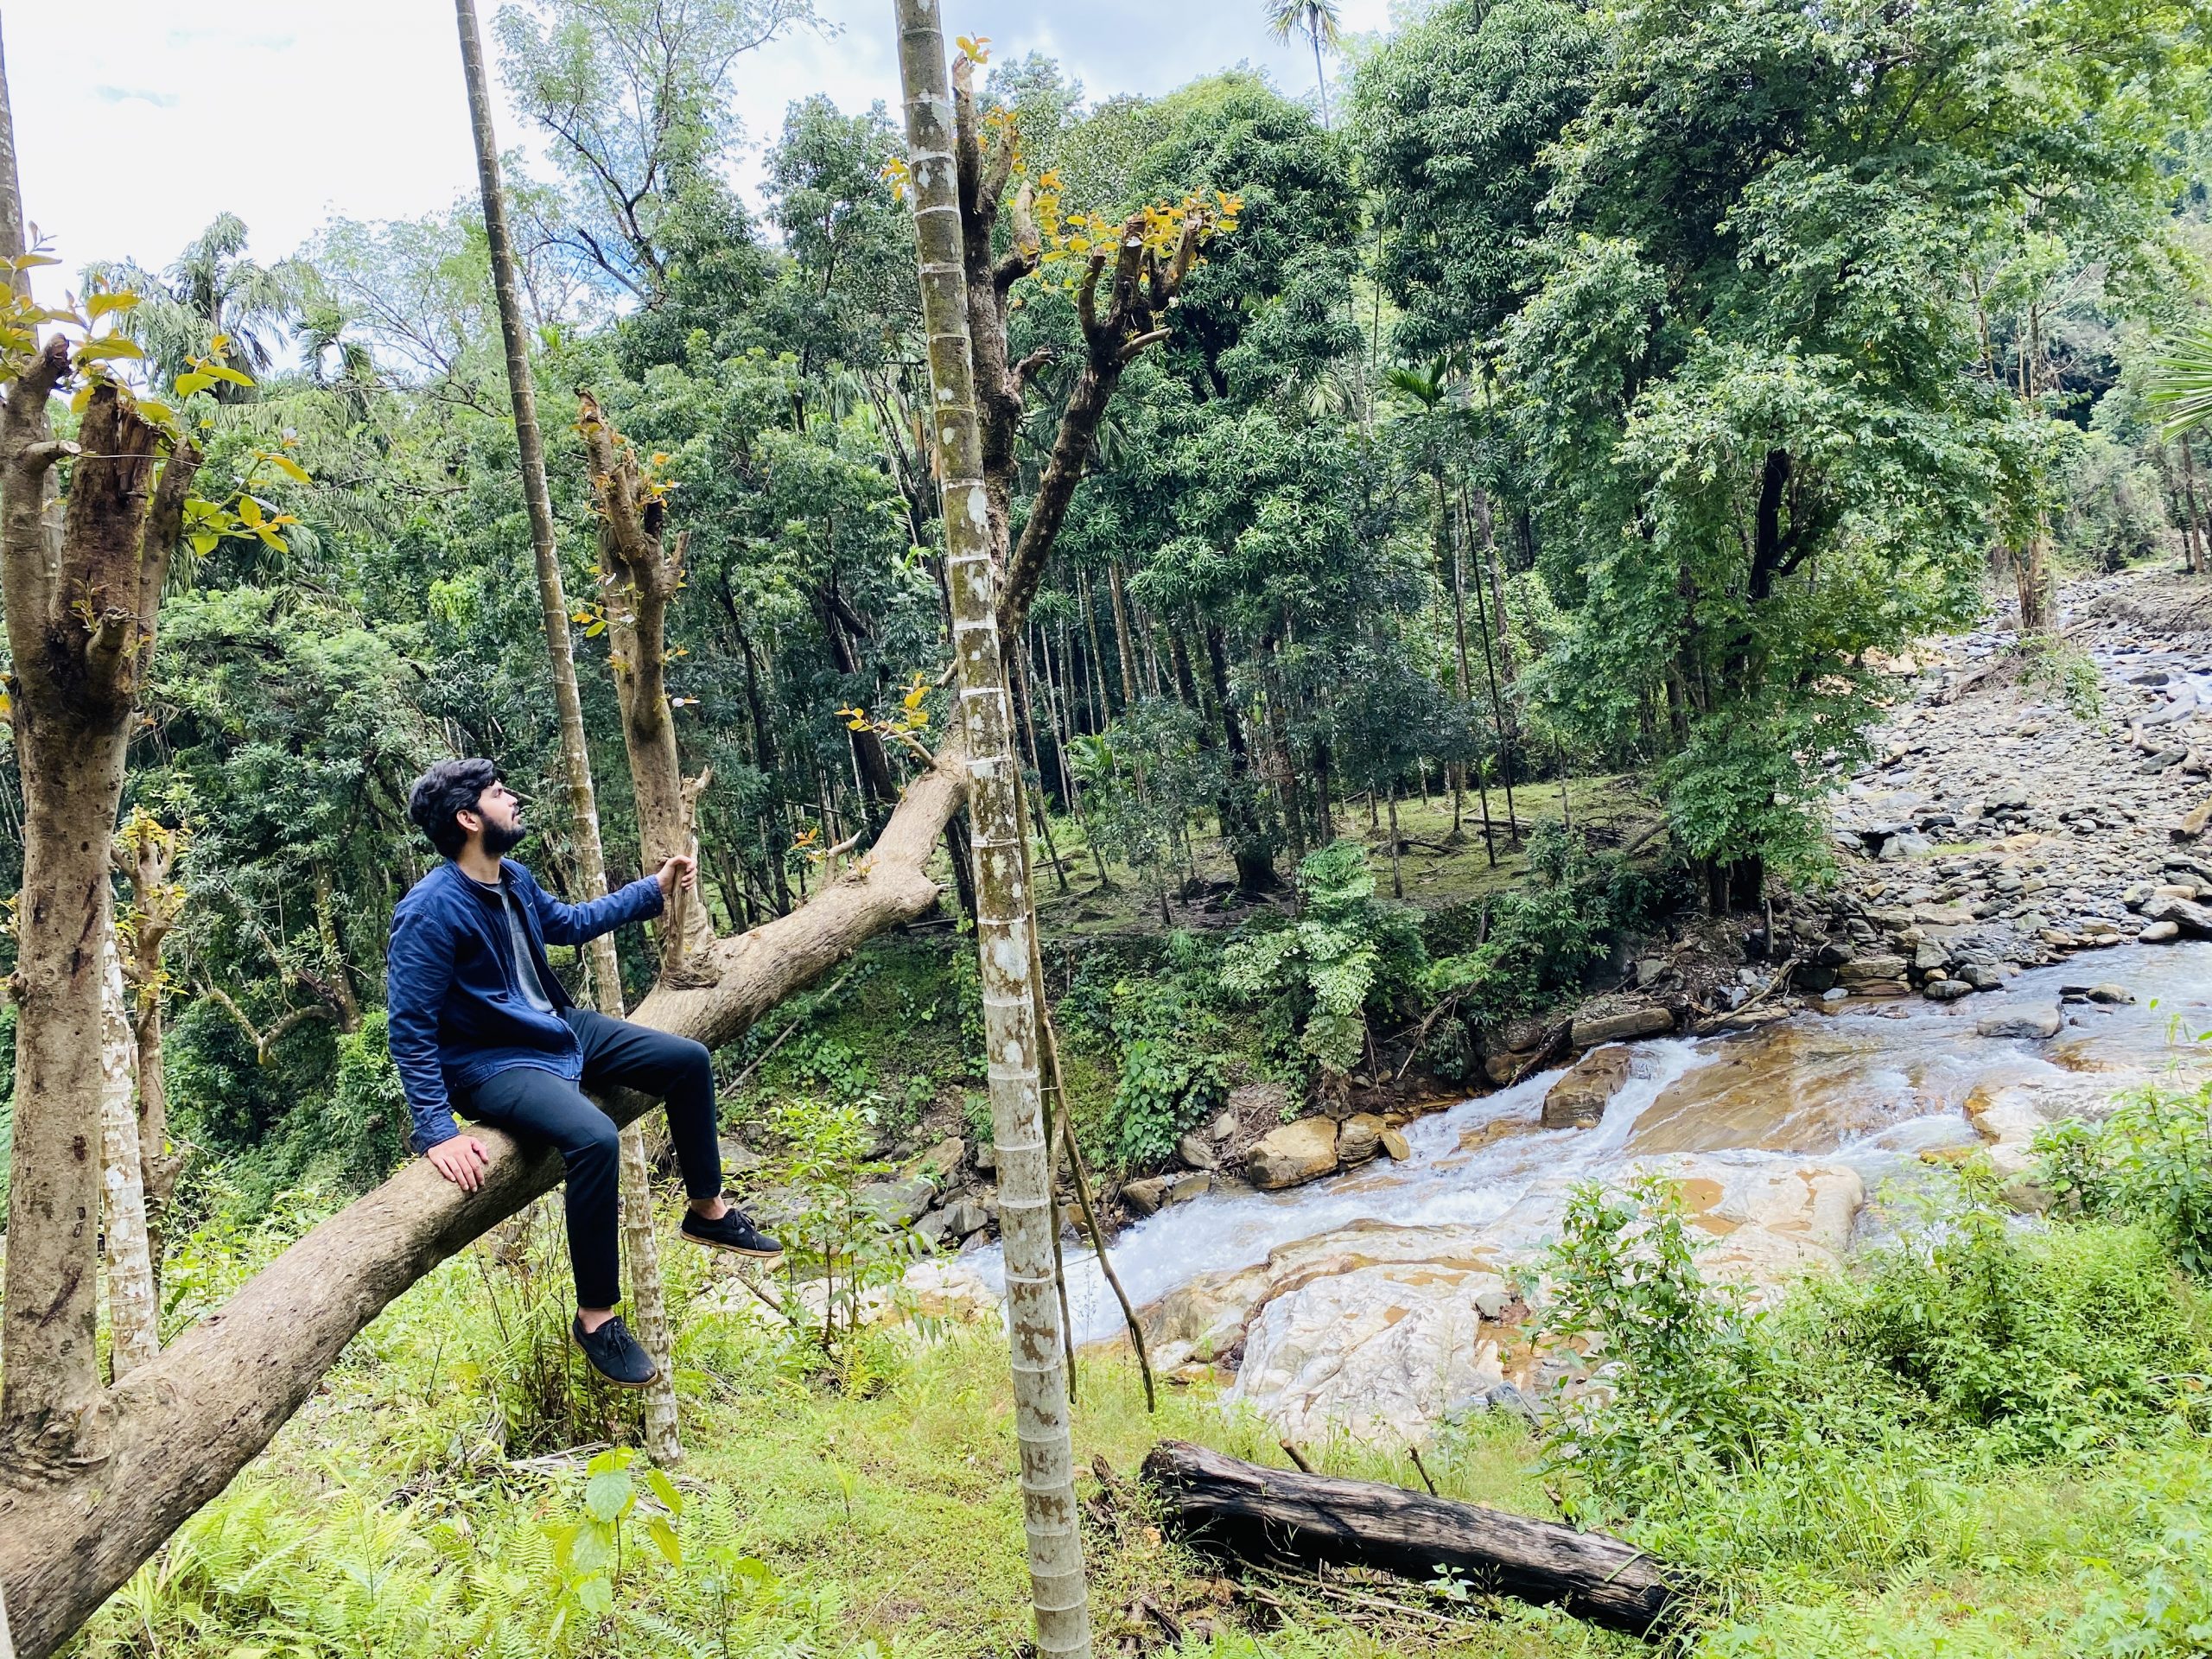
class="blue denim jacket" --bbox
[385,858,664,1151]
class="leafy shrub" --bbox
[1540,1164,2209,1570]
[1109,1039,1228,1166]
[1060,932,1234,1170]
[1426,827,1624,1027]
[1218,840,1425,1079]
[2036,1083,2212,1274]
[1797,1166,2206,1460]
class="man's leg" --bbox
[567,1008,724,1207]
[463,1066,623,1315]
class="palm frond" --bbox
[2146,319,2212,436]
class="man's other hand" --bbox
[656,855,696,898]
[427,1135,491,1192]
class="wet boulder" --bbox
[1247,1116,1340,1190]
[1541,1045,1634,1129]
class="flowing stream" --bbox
[963,943,2212,1344]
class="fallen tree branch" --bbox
[1141,1440,1683,1641]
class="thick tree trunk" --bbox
[2,355,199,1461]
[1107,563,1139,704]
[455,0,681,1464]
[897,11,1090,1653]
[1141,1441,1680,1639]
[100,928,159,1382]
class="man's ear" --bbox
[454,808,481,839]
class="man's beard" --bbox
[482,816,528,857]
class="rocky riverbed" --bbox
[873,571,2212,1447]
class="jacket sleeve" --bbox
[518,862,665,946]
[386,899,460,1151]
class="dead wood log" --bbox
[1141,1440,1682,1640]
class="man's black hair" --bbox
[408,758,503,860]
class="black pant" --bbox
[463,1008,721,1309]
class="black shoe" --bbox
[572,1313,659,1389]
[681,1201,784,1262]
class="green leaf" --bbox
[646,1513,682,1566]
[202,362,254,386]
[644,1467,684,1516]
[574,1573,614,1615]
[74,335,144,362]
[175,372,215,397]
[569,1521,614,1573]
[583,1467,632,1524]
[264,453,312,485]
[86,292,141,320]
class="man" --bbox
[390,758,780,1389]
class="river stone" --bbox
[1208,1109,1239,1144]
[858,1177,935,1226]
[1835,954,1909,985]
[1484,1052,1532,1084]
[2087,983,2136,1004]
[1542,1044,1634,1128]
[2140,919,2183,943]
[1122,1175,1171,1217]
[1958,961,2005,990]
[904,1135,966,1185]
[941,1197,991,1238]
[1229,1257,1513,1446]
[1977,1005,2063,1040]
[1175,1131,1218,1171]
[1911,941,1952,974]
[1379,1127,1413,1160]
[1913,902,1976,926]
[1248,1116,1340,1190]
[1569,1005,1674,1047]
[1338,1113,1386,1165]
[1923,977,1973,1001]
[2140,893,2212,936]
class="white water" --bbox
[963,942,2212,1344]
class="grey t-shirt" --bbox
[476,875,556,1014]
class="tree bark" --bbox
[1141,1441,1680,1639]
[2,349,200,1463]
[455,0,680,1465]
[99,926,159,1381]
[1107,563,1138,705]
[896,11,1090,1653]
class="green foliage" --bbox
[1425,825,1640,1027]
[2016,632,2106,721]
[2037,1083,2212,1275]
[1219,841,1427,1078]
[757,1094,921,1380]
[1061,933,1235,1170]
[1541,1163,2210,1575]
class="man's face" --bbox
[461,779,528,855]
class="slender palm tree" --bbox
[1265,0,1345,129]
[86,213,300,396]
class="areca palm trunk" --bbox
[894,5,1090,1653]
[455,0,680,1465]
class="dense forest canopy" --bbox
[0,0,2198,1212]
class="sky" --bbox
[6,0,1391,308]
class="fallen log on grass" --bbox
[1141,1440,1682,1639]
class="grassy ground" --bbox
[73,1182,2212,1659]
